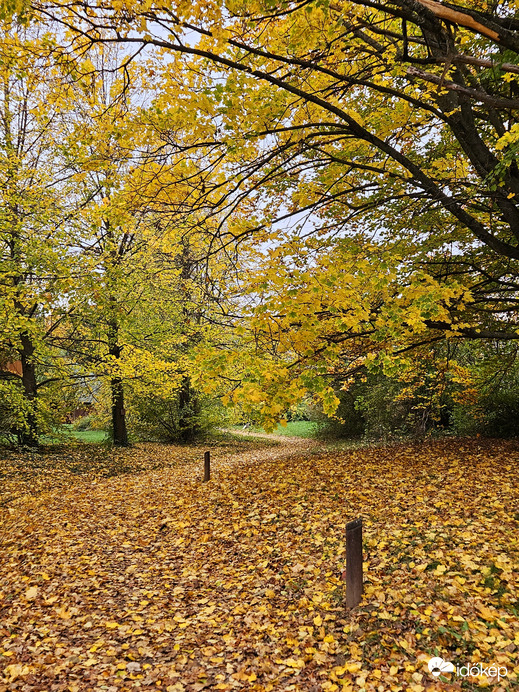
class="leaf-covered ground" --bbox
[0,438,518,691]
[0,436,276,508]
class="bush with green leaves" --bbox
[128,380,228,443]
[477,389,519,438]
[0,380,61,445]
[312,357,454,442]
[72,414,97,431]
[311,386,366,440]
[452,378,519,438]
[446,342,519,439]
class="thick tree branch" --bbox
[407,66,519,110]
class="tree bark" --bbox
[19,332,39,446]
[111,375,128,446]
[108,319,128,446]
[178,375,200,443]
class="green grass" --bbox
[234,420,318,438]
[0,427,107,446]
[271,421,318,437]
[67,429,108,443]
[42,425,108,445]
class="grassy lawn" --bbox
[65,428,108,443]
[30,425,110,446]
[270,421,318,437]
[0,438,517,690]
[234,420,318,438]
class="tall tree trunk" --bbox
[176,244,201,443]
[19,332,38,446]
[108,319,128,446]
[178,375,200,443]
[111,375,128,446]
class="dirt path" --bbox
[214,428,322,473]
[221,427,321,445]
[222,427,305,441]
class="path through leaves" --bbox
[0,438,518,691]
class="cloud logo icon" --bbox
[428,657,455,677]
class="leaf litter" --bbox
[0,438,518,691]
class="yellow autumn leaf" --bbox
[3,664,31,682]
[476,605,496,621]
[283,658,305,668]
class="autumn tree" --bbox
[0,22,83,444]
[56,46,232,444]
[53,49,167,446]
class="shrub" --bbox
[72,414,96,431]
[128,380,228,443]
[453,388,519,439]
[0,380,60,445]
[312,387,366,440]
[312,368,449,442]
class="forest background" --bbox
[1,0,519,447]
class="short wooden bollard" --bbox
[345,517,363,608]
[203,451,211,482]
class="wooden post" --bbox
[345,517,363,608]
[203,450,210,482]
